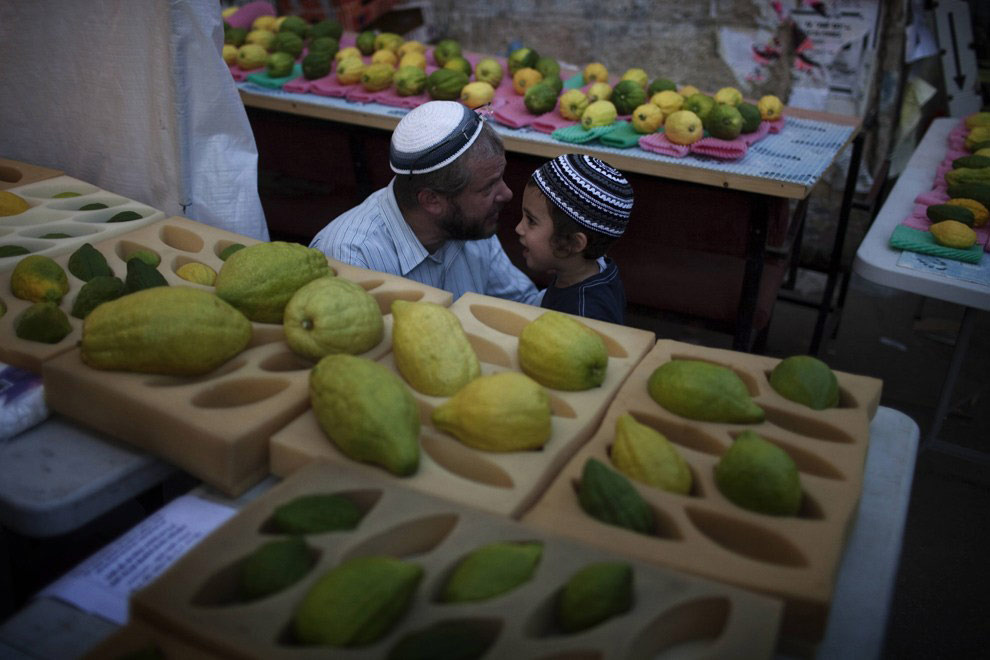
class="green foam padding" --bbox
[889,225,984,264]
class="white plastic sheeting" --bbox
[0,0,269,240]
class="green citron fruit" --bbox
[394,65,427,96]
[301,52,332,80]
[714,430,802,516]
[388,620,496,660]
[127,248,161,267]
[518,310,607,390]
[278,15,310,39]
[443,55,473,78]
[556,561,634,632]
[432,371,551,452]
[107,210,142,223]
[577,457,654,535]
[945,166,990,188]
[71,275,125,319]
[474,57,504,88]
[647,77,677,95]
[361,62,394,92]
[10,255,69,303]
[283,276,383,360]
[308,36,339,58]
[737,102,762,133]
[215,241,331,323]
[391,299,479,396]
[355,30,376,55]
[611,79,647,115]
[769,355,839,410]
[683,93,716,124]
[266,51,295,78]
[611,413,692,494]
[15,302,72,344]
[523,81,559,115]
[81,286,251,375]
[432,38,462,66]
[0,245,30,258]
[706,104,744,140]
[67,243,112,282]
[123,257,168,293]
[309,354,420,476]
[426,68,468,100]
[271,493,364,534]
[534,55,560,81]
[310,18,343,41]
[239,537,314,601]
[507,46,539,74]
[647,359,764,423]
[293,556,423,647]
[440,541,543,603]
[273,31,303,59]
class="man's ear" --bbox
[416,188,447,216]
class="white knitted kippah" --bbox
[389,101,484,175]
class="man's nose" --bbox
[495,179,512,203]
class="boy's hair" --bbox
[531,154,633,260]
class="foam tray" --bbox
[521,339,882,649]
[0,175,166,272]
[40,217,452,496]
[270,292,656,517]
[125,461,782,660]
[0,156,61,191]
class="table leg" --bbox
[734,195,770,352]
[810,132,865,355]
[924,306,979,458]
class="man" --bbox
[309,101,542,304]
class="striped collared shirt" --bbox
[310,180,542,305]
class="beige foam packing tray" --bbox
[270,292,656,517]
[125,461,782,659]
[0,156,61,191]
[521,339,883,648]
[41,217,452,496]
[0,175,167,272]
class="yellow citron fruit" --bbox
[10,255,69,303]
[371,49,398,68]
[929,220,977,249]
[974,148,990,158]
[946,198,989,226]
[620,67,649,89]
[284,276,383,360]
[714,86,743,106]
[251,15,277,31]
[632,103,663,134]
[335,46,363,62]
[221,44,238,65]
[757,94,783,120]
[274,16,288,30]
[586,81,612,103]
[965,112,990,129]
[0,191,30,217]
[583,62,609,84]
[236,43,268,70]
[678,84,700,98]
[361,62,394,91]
[175,262,217,286]
[559,89,589,121]
[221,6,238,18]
[432,371,551,452]
[513,67,543,95]
[336,56,365,85]
[518,311,608,391]
[611,413,692,494]
[651,90,683,117]
[581,100,617,130]
[664,110,704,145]
[460,81,495,109]
[397,40,427,58]
[965,125,990,151]
[391,299,480,396]
[399,51,427,70]
[245,28,276,51]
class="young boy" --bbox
[516,153,634,325]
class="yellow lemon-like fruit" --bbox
[559,89,589,121]
[397,40,427,58]
[757,94,783,120]
[371,48,398,68]
[221,6,238,18]
[221,44,238,65]
[965,126,990,151]
[965,112,990,129]
[678,84,701,98]
[714,86,743,106]
[336,56,365,85]
[631,103,663,133]
[399,51,427,70]
[460,81,495,109]
[581,100,617,130]
[620,67,649,89]
[586,81,612,103]
[236,44,268,70]
[0,191,30,217]
[651,90,684,117]
[251,15,277,32]
[929,220,977,248]
[513,67,543,95]
[361,62,395,91]
[335,46,363,62]
[583,62,608,84]
[11,255,70,303]
[284,276,383,360]
[664,110,704,145]
[245,28,276,51]
[175,262,217,286]
[611,413,692,494]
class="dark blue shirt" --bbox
[540,257,625,325]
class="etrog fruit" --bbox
[714,431,802,516]
[518,310,607,391]
[647,359,764,423]
[440,541,543,603]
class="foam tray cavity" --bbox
[521,339,882,648]
[0,156,61,191]
[124,461,782,660]
[270,292,656,517]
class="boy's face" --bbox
[516,185,560,273]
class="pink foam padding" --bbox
[231,64,263,82]
[946,148,969,160]
[226,1,275,30]
[739,121,771,145]
[764,118,785,134]
[347,84,423,109]
[310,75,355,98]
[900,214,931,230]
[689,136,749,160]
[949,135,967,152]
[638,133,691,158]
[531,108,578,134]
[915,190,949,205]
[493,97,538,129]
[283,77,314,94]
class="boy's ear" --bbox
[570,231,589,254]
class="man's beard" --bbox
[439,199,500,241]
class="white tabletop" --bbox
[853,117,990,311]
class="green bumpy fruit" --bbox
[947,182,990,208]
[648,359,765,423]
[15,302,72,344]
[926,203,974,227]
[426,68,468,100]
[309,354,420,476]
[557,562,634,632]
[124,257,168,293]
[394,65,427,96]
[271,493,364,534]
[737,102,762,133]
[302,52,332,80]
[215,241,331,323]
[518,310,607,390]
[355,30,376,55]
[534,55,560,80]
[239,537,314,601]
[71,275,125,319]
[293,556,423,647]
[432,38,462,66]
[769,355,839,410]
[67,242,112,282]
[440,541,543,603]
[945,166,990,188]
[577,457,655,535]
[278,15,310,39]
[523,81,559,115]
[706,104,743,140]
[273,31,303,58]
[715,430,802,516]
[310,18,342,40]
[647,77,677,95]
[266,51,295,78]
[224,27,247,47]
[611,79,647,115]
[307,36,339,58]
[507,46,538,74]
[80,286,252,375]
[951,154,990,170]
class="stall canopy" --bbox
[0,0,269,240]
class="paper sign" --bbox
[896,249,990,286]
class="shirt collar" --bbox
[383,179,432,275]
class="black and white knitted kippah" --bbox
[389,101,484,175]
[532,154,634,237]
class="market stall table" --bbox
[853,117,990,459]
[0,407,918,659]
[236,81,862,354]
